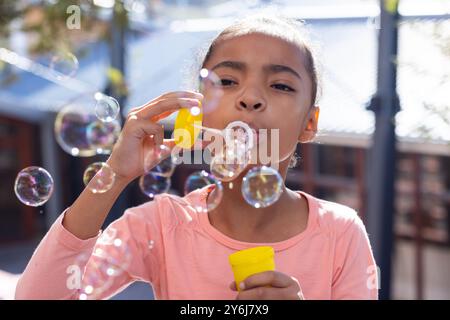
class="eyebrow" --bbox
[211,60,302,81]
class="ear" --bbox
[298,106,320,143]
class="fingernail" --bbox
[194,92,204,99]
[239,282,245,290]
[188,99,200,106]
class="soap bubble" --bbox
[97,227,117,246]
[198,68,223,114]
[241,166,283,208]
[83,162,116,194]
[224,120,254,150]
[92,238,132,278]
[210,137,251,182]
[86,120,121,155]
[144,144,175,177]
[78,233,132,300]
[14,166,54,207]
[94,92,120,122]
[139,172,170,199]
[49,51,79,79]
[209,120,254,181]
[78,265,113,300]
[184,170,223,212]
[55,102,120,157]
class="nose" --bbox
[238,100,264,110]
[236,88,266,112]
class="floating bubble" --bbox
[224,120,254,150]
[144,144,175,177]
[97,227,117,246]
[49,51,79,79]
[208,120,254,181]
[151,156,176,177]
[93,237,132,277]
[78,265,113,300]
[184,170,223,212]
[94,92,120,122]
[78,233,132,300]
[139,172,170,199]
[14,166,54,207]
[198,68,223,114]
[210,138,251,182]
[86,120,121,155]
[241,166,283,208]
[83,162,116,194]
[55,102,121,157]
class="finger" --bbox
[229,281,237,291]
[236,286,293,300]
[124,116,164,144]
[242,271,292,290]
[151,110,176,122]
[135,97,201,121]
[156,91,204,101]
[130,92,203,116]
[128,91,204,115]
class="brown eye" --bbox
[271,83,295,92]
[220,79,237,86]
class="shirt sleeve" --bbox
[15,205,156,300]
[331,216,379,300]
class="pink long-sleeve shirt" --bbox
[15,189,378,300]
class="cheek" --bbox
[202,96,236,129]
[202,110,227,130]
[270,104,306,149]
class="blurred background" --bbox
[0,0,449,300]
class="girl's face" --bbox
[202,33,319,162]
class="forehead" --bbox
[205,33,308,75]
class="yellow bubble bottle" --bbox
[173,102,203,149]
[229,246,275,291]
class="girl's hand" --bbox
[106,91,203,184]
[230,271,305,300]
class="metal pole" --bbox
[102,2,130,227]
[40,112,63,228]
[365,0,401,300]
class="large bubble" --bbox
[209,121,253,182]
[94,92,120,123]
[184,170,223,213]
[92,238,132,278]
[241,166,283,208]
[210,147,249,182]
[144,144,175,177]
[86,120,121,155]
[55,101,121,157]
[14,166,54,207]
[49,51,79,79]
[139,172,171,199]
[78,230,132,300]
[198,68,223,114]
[83,162,116,194]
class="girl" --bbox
[15,14,378,300]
